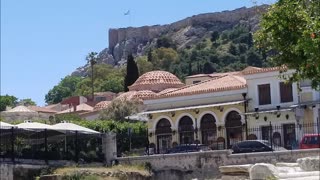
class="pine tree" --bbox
[124,54,139,92]
[147,50,153,62]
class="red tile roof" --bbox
[148,74,247,99]
[240,66,286,75]
[94,101,111,110]
[116,90,157,101]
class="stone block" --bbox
[39,174,63,180]
[249,163,279,180]
[297,156,320,171]
[221,175,249,180]
[219,164,252,174]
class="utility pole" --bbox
[86,52,97,101]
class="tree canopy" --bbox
[254,0,320,89]
[45,75,82,104]
[99,97,139,121]
[18,98,36,106]
[0,95,18,111]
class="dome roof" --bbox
[128,71,184,92]
[115,90,156,101]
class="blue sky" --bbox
[1,0,275,106]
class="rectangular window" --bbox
[280,82,293,103]
[258,84,271,105]
[193,80,201,84]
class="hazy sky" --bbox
[1,0,275,106]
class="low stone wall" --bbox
[0,164,47,180]
[117,149,320,179]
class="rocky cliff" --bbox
[72,5,267,77]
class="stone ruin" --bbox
[219,156,320,180]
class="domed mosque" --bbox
[116,71,185,101]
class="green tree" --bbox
[152,48,179,71]
[18,98,36,106]
[99,98,139,121]
[229,43,238,55]
[45,76,82,104]
[124,54,139,92]
[203,61,216,74]
[156,36,176,49]
[211,31,219,43]
[246,49,263,67]
[136,56,154,75]
[254,0,320,88]
[100,75,124,93]
[0,95,18,111]
[45,85,72,104]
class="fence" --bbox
[151,122,320,154]
[116,129,148,157]
[0,127,104,163]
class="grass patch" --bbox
[50,164,151,180]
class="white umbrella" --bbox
[17,121,53,130]
[0,121,16,129]
[51,122,99,134]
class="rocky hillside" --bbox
[72,5,268,77]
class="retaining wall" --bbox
[117,149,320,179]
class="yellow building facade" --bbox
[127,67,320,153]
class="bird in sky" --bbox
[124,10,130,15]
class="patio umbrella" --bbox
[17,121,54,130]
[51,122,99,134]
[0,121,16,129]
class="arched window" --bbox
[155,118,172,134]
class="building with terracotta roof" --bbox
[137,66,319,153]
[0,105,56,121]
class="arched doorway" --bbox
[273,132,281,146]
[201,114,217,148]
[225,111,242,148]
[155,118,172,154]
[178,116,194,144]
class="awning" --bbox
[140,100,246,115]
